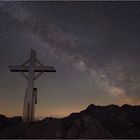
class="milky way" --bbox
[0,1,140,118]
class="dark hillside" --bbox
[0,104,140,138]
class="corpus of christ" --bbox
[9,49,56,122]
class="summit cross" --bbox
[9,49,56,122]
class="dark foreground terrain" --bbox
[0,104,140,139]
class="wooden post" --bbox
[23,50,36,122]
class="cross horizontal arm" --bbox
[9,66,56,72]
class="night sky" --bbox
[0,1,140,118]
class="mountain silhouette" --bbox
[0,104,140,138]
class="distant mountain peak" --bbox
[121,104,132,108]
[86,104,97,110]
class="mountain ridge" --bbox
[0,104,140,138]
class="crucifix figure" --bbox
[9,49,56,122]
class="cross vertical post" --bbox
[23,50,36,122]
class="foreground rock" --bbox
[0,104,140,138]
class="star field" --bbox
[0,1,140,118]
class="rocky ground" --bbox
[0,104,140,138]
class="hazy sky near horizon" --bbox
[0,1,140,118]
